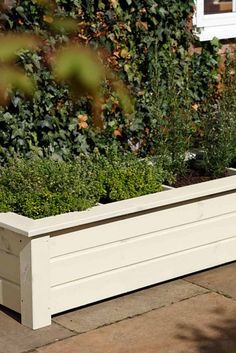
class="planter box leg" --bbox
[20,236,51,329]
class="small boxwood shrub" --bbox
[0,153,167,218]
[0,157,105,218]
[96,152,167,203]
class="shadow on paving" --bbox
[0,305,20,323]
[176,306,236,353]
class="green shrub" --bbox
[0,157,105,218]
[136,50,193,177]
[198,51,236,177]
[94,151,168,202]
[0,153,167,218]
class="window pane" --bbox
[204,0,232,14]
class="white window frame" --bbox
[194,0,236,41]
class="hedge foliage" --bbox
[0,0,221,174]
[0,153,166,218]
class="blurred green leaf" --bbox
[112,79,135,115]
[0,66,35,104]
[53,45,104,93]
[33,0,56,12]
[49,17,78,34]
[0,34,40,62]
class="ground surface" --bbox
[1,262,236,353]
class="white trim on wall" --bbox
[195,0,236,40]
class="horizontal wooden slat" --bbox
[0,249,20,284]
[51,236,236,315]
[50,212,236,286]
[0,278,21,313]
[35,176,236,236]
[50,193,236,258]
[0,228,28,256]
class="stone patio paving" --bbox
[1,262,236,353]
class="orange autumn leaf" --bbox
[114,128,122,137]
[79,121,88,129]
[78,114,88,122]
[78,114,89,129]
[110,0,119,8]
[43,15,54,24]
[192,103,199,111]
[136,20,148,30]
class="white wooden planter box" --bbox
[0,175,236,330]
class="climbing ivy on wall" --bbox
[0,0,221,165]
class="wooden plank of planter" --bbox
[50,192,236,257]
[0,249,20,284]
[0,228,28,256]
[50,212,236,287]
[51,236,236,314]
[20,236,51,329]
[0,278,21,313]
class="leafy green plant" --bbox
[133,48,193,177]
[0,152,167,218]
[0,0,222,162]
[197,100,234,177]
[198,50,236,177]
[95,150,168,202]
[0,157,105,218]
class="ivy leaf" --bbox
[158,7,168,18]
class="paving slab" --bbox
[34,292,236,353]
[0,306,74,353]
[53,279,208,333]
[186,262,236,299]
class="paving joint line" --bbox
[22,322,76,353]
[183,278,236,301]
[53,291,209,333]
[64,291,210,335]
[22,291,211,353]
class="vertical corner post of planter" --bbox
[19,235,51,330]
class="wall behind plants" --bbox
[0,0,221,169]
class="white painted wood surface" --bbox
[50,213,236,286]
[0,278,21,313]
[51,236,236,314]
[0,228,27,255]
[0,249,20,284]
[50,192,236,257]
[20,237,51,329]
